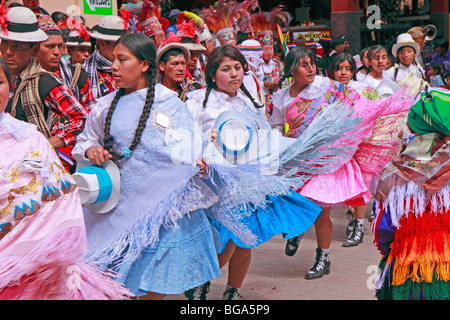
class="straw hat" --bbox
[156,34,191,65]
[0,6,47,42]
[89,15,127,41]
[392,33,421,57]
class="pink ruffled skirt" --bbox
[297,158,372,208]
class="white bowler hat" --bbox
[72,159,121,214]
[392,33,421,57]
[214,110,259,165]
[89,15,127,41]
[376,79,401,98]
[0,6,48,42]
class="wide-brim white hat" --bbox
[179,41,206,51]
[89,15,127,41]
[65,29,91,47]
[392,33,421,57]
[376,79,401,98]
[214,110,258,165]
[72,159,121,214]
[0,7,48,42]
[156,42,190,65]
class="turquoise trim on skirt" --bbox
[210,190,322,253]
[117,209,222,296]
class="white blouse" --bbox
[269,76,331,133]
[383,63,425,82]
[186,87,266,133]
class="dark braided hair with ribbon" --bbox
[103,33,157,160]
[202,45,264,109]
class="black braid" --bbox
[240,83,264,109]
[103,88,125,159]
[276,73,290,90]
[128,73,156,151]
[104,88,125,139]
[202,86,213,108]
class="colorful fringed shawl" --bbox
[373,133,450,300]
[0,112,130,300]
[285,77,412,207]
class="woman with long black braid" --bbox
[72,33,225,300]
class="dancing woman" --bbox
[270,46,412,279]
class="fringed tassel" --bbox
[204,163,301,247]
[279,100,371,178]
[385,204,450,297]
[380,182,450,228]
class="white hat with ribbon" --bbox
[214,110,259,165]
[0,6,47,42]
[72,159,121,214]
[392,33,421,57]
[89,15,127,41]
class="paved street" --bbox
[168,200,381,300]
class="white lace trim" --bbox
[0,112,37,141]
[298,76,330,100]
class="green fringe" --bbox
[375,256,394,300]
[376,258,450,300]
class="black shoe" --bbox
[346,209,355,236]
[223,285,242,300]
[342,221,364,247]
[184,281,210,300]
[304,248,330,280]
[285,233,304,256]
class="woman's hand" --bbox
[86,146,112,166]
[195,158,209,176]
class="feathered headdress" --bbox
[200,0,241,45]
[251,5,292,46]
[177,11,205,31]
[131,0,163,37]
[234,0,260,33]
[177,11,213,43]
[176,20,206,51]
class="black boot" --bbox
[184,281,211,300]
[285,233,304,256]
[342,220,364,247]
[304,248,330,280]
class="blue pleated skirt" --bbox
[210,190,322,252]
[117,209,222,296]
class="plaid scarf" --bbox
[84,50,112,99]
[9,57,53,138]
[57,59,83,101]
